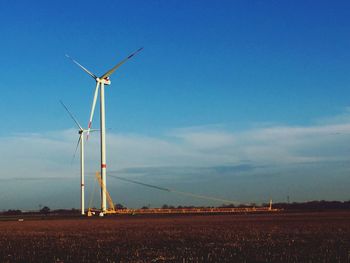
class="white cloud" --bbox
[2,116,350,178]
[1,110,350,209]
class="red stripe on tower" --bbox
[101,164,107,168]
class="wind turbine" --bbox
[66,48,143,213]
[60,100,97,215]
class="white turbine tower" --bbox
[60,100,90,215]
[66,48,143,213]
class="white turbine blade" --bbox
[82,129,99,133]
[65,54,98,80]
[100,47,143,79]
[60,100,83,130]
[71,135,81,165]
[86,82,100,139]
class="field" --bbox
[0,211,349,262]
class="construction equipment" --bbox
[88,172,116,216]
[86,173,281,216]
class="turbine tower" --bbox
[60,100,96,215]
[66,48,143,213]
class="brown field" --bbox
[0,211,349,262]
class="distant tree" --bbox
[219,203,235,208]
[115,203,126,210]
[50,208,79,215]
[5,209,22,215]
[272,200,350,210]
[162,204,169,209]
[40,206,50,215]
[141,206,149,209]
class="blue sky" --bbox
[0,1,350,210]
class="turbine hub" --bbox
[97,77,111,85]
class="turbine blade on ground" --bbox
[60,100,83,130]
[86,82,100,139]
[65,54,98,80]
[100,47,143,79]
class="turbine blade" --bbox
[86,82,100,139]
[109,174,239,204]
[65,54,98,80]
[71,135,81,165]
[100,47,143,79]
[109,175,170,192]
[60,100,83,130]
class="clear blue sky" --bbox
[0,1,350,209]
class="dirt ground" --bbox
[0,211,349,262]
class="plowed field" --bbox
[0,212,349,262]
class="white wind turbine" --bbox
[60,100,98,215]
[66,48,143,213]
[60,100,88,215]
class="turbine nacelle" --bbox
[97,77,111,85]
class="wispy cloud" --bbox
[1,110,350,209]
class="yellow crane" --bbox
[88,172,116,216]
